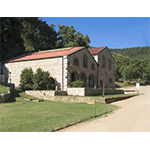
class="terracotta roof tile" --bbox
[4,47,84,63]
[88,46,107,54]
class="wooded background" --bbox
[0,17,150,83]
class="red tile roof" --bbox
[88,46,107,54]
[4,47,84,63]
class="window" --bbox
[83,54,88,68]
[102,56,105,68]
[91,64,95,70]
[74,58,79,66]
[109,59,111,69]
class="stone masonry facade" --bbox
[63,48,98,90]
[97,47,115,88]
[2,46,115,91]
[4,57,63,89]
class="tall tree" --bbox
[57,24,90,48]
[20,17,40,52]
[21,17,58,52]
[0,17,25,62]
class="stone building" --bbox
[89,46,115,89]
[2,46,115,90]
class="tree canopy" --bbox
[0,17,90,62]
[111,46,150,84]
[0,17,25,62]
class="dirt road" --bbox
[59,85,150,132]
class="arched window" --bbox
[74,58,79,66]
[109,78,112,88]
[83,54,88,68]
[102,56,105,68]
[91,64,95,70]
[109,59,111,69]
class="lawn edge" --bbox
[49,108,118,132]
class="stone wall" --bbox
[97,47,115,89]
[67,88,85,96]
[67,88,124,96]
[25,91,105,103]
[25,90,67,98]
[85,88,124,96]
[4,57,63,89]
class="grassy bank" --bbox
[0,83,12,94]
[0,91,118,132]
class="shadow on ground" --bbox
[5,90,21,103]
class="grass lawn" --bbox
[0,91,118,132]
[0,84,8,94]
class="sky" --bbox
[42,17,150,49]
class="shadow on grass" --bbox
[4,90,21,103]
[115,84,121,88]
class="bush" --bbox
[70,80,84,87]
[20,68,34,91]
[33,68,53,90]
[20,68,54,91]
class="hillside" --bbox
[109,46,150,83]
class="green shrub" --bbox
[20,68,54,91]
[70,80,84,87]
[33,68,53,90]
[20,68,34,91]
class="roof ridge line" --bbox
[36,47,73,54]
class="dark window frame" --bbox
[83,54,88,68]
[74,58,79,66]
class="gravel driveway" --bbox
[59,85,150,132]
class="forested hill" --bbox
[109,46,150,60]
[109,46,150,84]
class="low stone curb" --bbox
[50,110,114,132]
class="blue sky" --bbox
[42,17,150,49]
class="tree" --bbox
[0,17,25,62]
[143,62,150,84]
[21,17,58,52]
[20,68,34,91]
[57,24,90,48]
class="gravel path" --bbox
[59,85,150,132]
